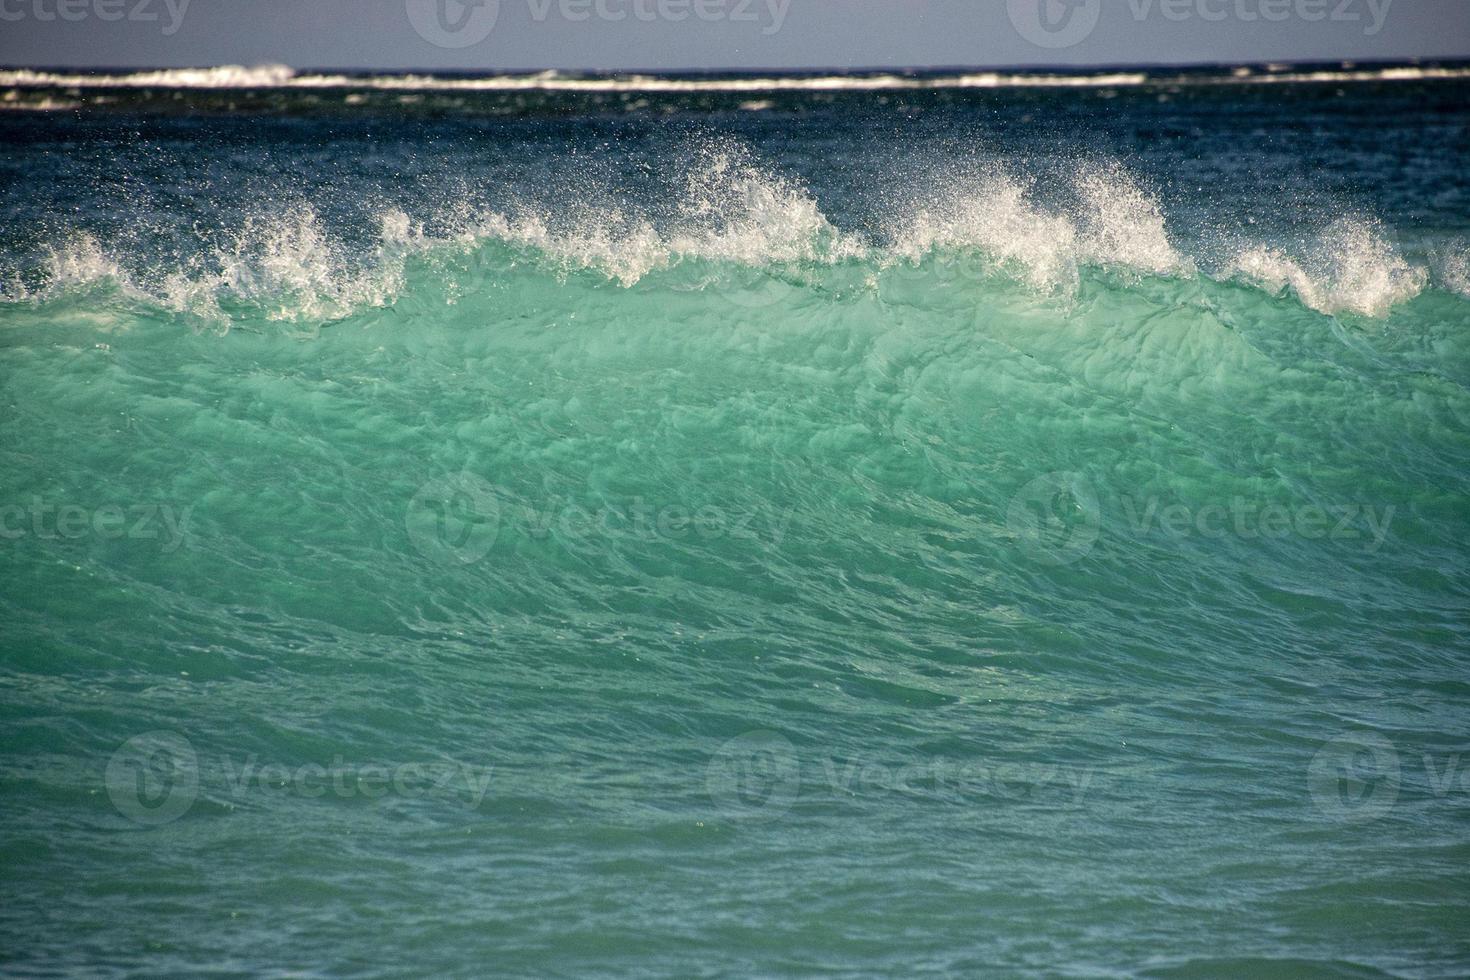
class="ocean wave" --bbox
[0,141,859,322]
[0,150,1453,326]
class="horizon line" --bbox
[3,54,1469,76]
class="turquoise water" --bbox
[2,67,1470,976]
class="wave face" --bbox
[2,79,1470,978]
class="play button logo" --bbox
[1007,0,1101,49]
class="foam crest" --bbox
[1229,219,1427,317]
[4,143,850,319]
[1436,245,1470,299]
[889,163,1186,294]
[470,209,665,286]
[0,233,122,302]
[11,207,416,325]
[43,233,126,288]
[0,64,298,89]
[464,143,856,285]
[4,150,1459,326]
[1073,164,1186,276]
[204,206,420,321]
[893,175,1079,292]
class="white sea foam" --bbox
[1229,219,1427,317]
[893,175,1081,293]
[41,233,128,289]
[3,64,1467,96]
[890,164,1188,294]
[0,64,299,90]
[2,150,1453,324]
[1436,245,1470,299]
[7,207,420,325]
[1073,164,1186,276]
[0,90,80,111]
[4,144,858,316]
[460,143,860,285]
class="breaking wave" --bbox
[1227,219,1430,318]
[0,143,1457,327]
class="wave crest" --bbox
[1,148,1455,326]
[890,163,1188,293]
[1229,219,1427,317]
[464,143,859,286]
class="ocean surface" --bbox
[2,64,1469,976]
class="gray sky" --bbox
[1,0,1467,71]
